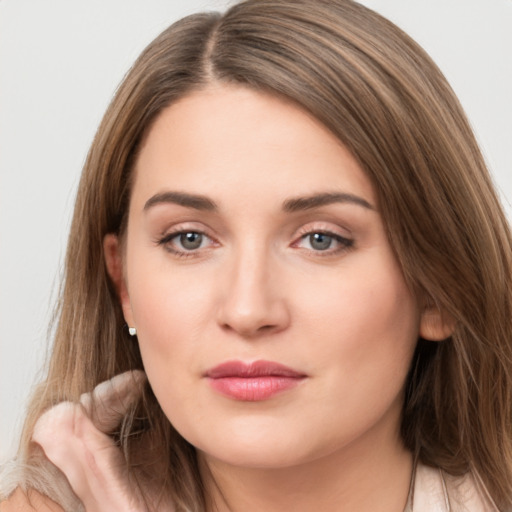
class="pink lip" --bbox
[204,360,307,401]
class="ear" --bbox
[103,234,135,328]
[419,302,456,341]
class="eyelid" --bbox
[155,222,219,257]
[155,220,216,239]
[293,221,352,240]
[291,222,354,255]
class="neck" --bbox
[199,413,413,512]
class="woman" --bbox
[1,0,511,510]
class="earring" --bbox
[128,327,137,336]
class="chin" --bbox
[199,441,312,469]
[178,416,322,469]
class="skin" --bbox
[104,84,451,512]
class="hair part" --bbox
[8,1,512,509]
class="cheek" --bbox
[130,274,210,359]
[131,286,204,429]
[296,256,419,398]
[125,261,217,415]
[127,239,215,334]
[300,264,417,340]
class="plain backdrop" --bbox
[1,0,511,462]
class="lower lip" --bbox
[207,376,304,401]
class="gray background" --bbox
[1,0,511,461]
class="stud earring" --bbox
[128,327,137,336]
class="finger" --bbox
[33,402,146,511]
[79,370,146,434]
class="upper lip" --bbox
[205,360,306,379]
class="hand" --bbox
[33,371,149,512]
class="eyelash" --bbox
[292,229,354,256]
[156,227,354,259]
[156,229,216,258]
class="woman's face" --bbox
[112,84,425,469]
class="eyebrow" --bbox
[282,192,374,212]
[144,191,218,212]
[143,190,374,213]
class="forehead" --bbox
[131,84,375,208]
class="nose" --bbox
[216,245,290,338]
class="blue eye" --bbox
[298,231,353,253]
[177,232,204,250]
[158,230,211,255]
[308,233,334,251]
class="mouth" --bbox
[204,360,307,401]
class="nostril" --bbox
[258,324,277,332]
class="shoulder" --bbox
[412,462,501,512]
[0,489,64,512]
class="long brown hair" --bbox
[14,0,512,509]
